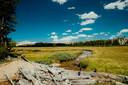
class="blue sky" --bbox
[10,0,128,43]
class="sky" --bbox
[10,0,128,44]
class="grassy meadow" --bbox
[14,47,84,64]
[14,46,128,75]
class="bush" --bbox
[0,47,8,59]
[0,46,18,60]
[36,59,52,65]
[79,59,89,69]
[49,52,75,63]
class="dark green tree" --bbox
[0,0,19,59]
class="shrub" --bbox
[0,47,8,59]
[0,46,19,60]
[79,59,89,69]
[31,50,41,52]
[49,52,74,63]
[36,59,52,65]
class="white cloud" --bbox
[79,28,92,32]
[109,29,128,39]
[66,29,72,32]
[104,0,128,10]
[68,7,76,10]
[77,34,88,37]
[99,32,109,36]
[120,29,128,33]
[117,28,128,36]
[77,34,94,38]
[104,34,109,36]
[51,32,56,35]
[51,35,59,42]
[80,19,95,26]
[51,35,58,39]
[60,36,78,41]
[50,32,93,43]
[16,40,36,46]
[52,36,79,43]
[51,33,95,43]
[52,0,68,5]
[109,35,116,39]
[50,31,112,43]
[93,32,110,36]
[100,32,105,35]
[72,28,92,35]
[72,32,79,35]
[78,11,100,26]
[88,35,95,38]
[50,32,59,42]
[62,33,68,35]
[78,11,100,20]
[93,33,98,36]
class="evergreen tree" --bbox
[0,0,18,59]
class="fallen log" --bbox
[19,68,42,85]
[21,56,29,62]
[47,68,59,85]
[5,74,15,85]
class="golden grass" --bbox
[14,47,84,62]
[14,46,128,75]
[81,46,128,75]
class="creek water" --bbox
[76,50,93,63]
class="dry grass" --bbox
[14,46,128,75]
[81,46,128,75]
[14,47,84,63]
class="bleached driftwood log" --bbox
[5,74,15,85]
[19,68,42,85]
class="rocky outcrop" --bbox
[0,60,128,85]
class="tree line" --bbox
[18,37,128,47]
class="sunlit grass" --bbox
[14,46,128,75]
[81,46,128,75]
[14,47,83,64]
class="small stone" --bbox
[17,79,32,85]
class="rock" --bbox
[51,63,61,67]
[17,79,32,85]
[118,75,128,84]
[0,60,128,85]
[90,72,97,77]
[63,79,71,85]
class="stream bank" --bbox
[60,50,93,71]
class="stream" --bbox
[76,50,93,64]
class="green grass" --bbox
[79,58,89,68]
[81,46,128,75]
[49,52,77,62]
[14,47,83,64]
[14,46,128,75]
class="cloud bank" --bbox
[104,0,128,10]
